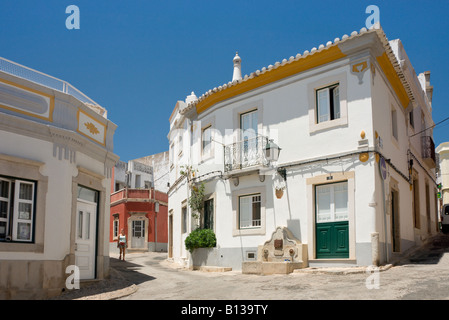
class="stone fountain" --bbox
[242,227,308,275]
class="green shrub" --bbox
[185,228,217,253]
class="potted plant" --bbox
[184,228,217,253]
[275,186,285,199]
[180,166,217,263]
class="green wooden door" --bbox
[316,221,349,258]
[315,182,349,259]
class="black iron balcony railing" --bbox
[421,136,436,168]
[224,136,269,172]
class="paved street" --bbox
[110,233,449,300]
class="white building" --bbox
[0,57,119,298]
[167,26,439,271]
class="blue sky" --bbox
[1,0,448,161]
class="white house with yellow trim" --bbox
[167,25,439,272]
[0,57,119,299]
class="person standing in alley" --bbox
[118,229,127,261]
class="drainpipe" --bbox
[152,159,158,252]
[380,165,389,264]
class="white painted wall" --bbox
[168,33,438,269]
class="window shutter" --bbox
[317,88,330,123]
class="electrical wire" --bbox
[410,115,449,137]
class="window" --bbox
[132,220,144,238]
[202,126,212,157]
[181,206,187,234]
[0,177,36,242]
[240,110,258,140]
[112,219,119,239]
[170,142,174,169]
[240,110,258,166]
[413,178,420,229]
[178,134,183,156]
[203,198,214,230]
[391,108,398,140]
[316,84,340,123]
[135,174,141,188]
[239,194,261,229]
[315,182,348,223]
[409,109,415,129]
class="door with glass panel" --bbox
[131,219,145,249]
[75,200,97,280]
[240,110,258,168]
[315,182,349,258]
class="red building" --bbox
[110,187,168,253]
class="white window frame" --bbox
[240,109,258,141]
[0,178,11,239]
[239,193,261,229]
[181,205,187,234]
[178,134,183,157]
[308,73,348,134]
[391,107,398,141]
[232,186,266,236]
[113,218,119,239]
[315,181,349,224]
[202,125,212,158]
[169,142,175,170]
[0,177,36,243]
[316,84,340,124]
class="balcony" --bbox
[421,136,436,169]
[110,188,168,205]
[224,136,269,173]
[0,56,106,117]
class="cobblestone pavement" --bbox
[53,233,449,300]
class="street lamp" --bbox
[264,139,286,181]
[264,139,281,162]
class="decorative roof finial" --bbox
[232,52,242,82]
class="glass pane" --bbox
[252,195,261,226]
[241,111,258,139]
[85,212,90,240]
[316,185,331,222]
[0,221,6,237]
[17,222,31,240]
[113,220,118,237]
[78,211,83,239]
[334,183,348,221]
[0,180,9,198]
[18,202,32,220]
[317,89,329,123]
[332,86,340,119]
[182,207,187,233]
[0,201,8,219]
[204,199,214,229]
[77,186,98,203]
[133,220,143,237]
[239,196,252,228]
[19,183,32,200]
[202,127,211,155]
[392,110,398,139]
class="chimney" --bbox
[232,52,242,82]
[424,71,433,104]
[185,91,198,105]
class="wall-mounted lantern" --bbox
[264,139,281,162]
